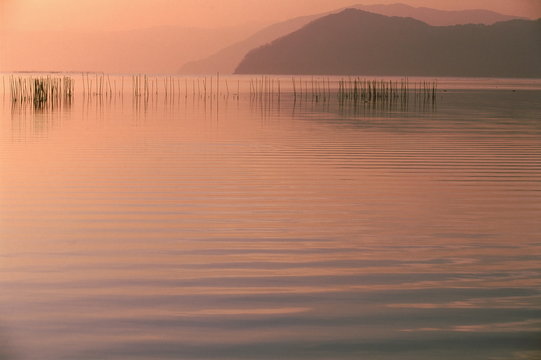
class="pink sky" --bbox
[2,0,540,32]
[1,0,539,73]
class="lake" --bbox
[0,75,540,360]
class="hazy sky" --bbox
[2,0,541,32]
[1,0,540,73]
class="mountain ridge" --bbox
[234,9,541,77]
[178,3,525,75]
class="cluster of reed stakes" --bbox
[9,75,74,108]
[79,73,244,102]
[250,76,282,102]
[131,74,242,102]
[252,76,437,105]
[337,77,437,104]
[291,77,331,102]
[4,73,439,110]
[82,73,117,97]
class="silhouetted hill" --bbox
[178,4,524,74]
[235,9,541,77]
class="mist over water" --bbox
[0,76,540,360]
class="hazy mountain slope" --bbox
[178,14,321,74]
[356,3,524,26]
[178,3,524,74]
[235,9,541,77]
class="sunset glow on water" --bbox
[0,76,540,359]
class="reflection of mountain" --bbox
[178,3,524,75]
[2,25,259,74]
[235,9,541,77]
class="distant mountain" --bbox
[235,9,541,78]
[356,3,524,26]
[178,3,524,75]
[178,14,321,75]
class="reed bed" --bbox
[10,75,74,108]
[5,73,438,111]
[289,76,437,105]
[335,77,435,104]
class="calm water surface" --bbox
[0,76,540,360]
